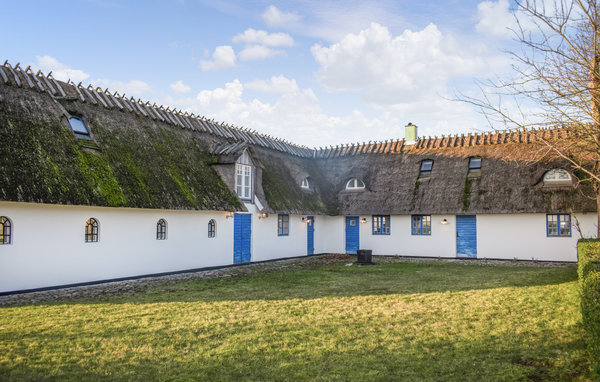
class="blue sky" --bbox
[2,0,521,147]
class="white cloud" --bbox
[33,55,90,83]
[475,0,516,38]
[92,79,152,97]
[162,78,475,148]
[233,28,294,47]
[170,80,191,94]
[311,23,486,106]
[245,75,299,94]
[262,5,301,27]
[238,45,285,61]
[199,45,236,71]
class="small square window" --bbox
[546,214,571,237]
[412,215,431,235]
[278,214,289,236]
[372,215,391,235]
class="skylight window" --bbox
[68,116,91,139]
[468,157,482,173]
[420,160,433,176]
[346,178,365,190]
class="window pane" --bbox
[560,214,570,235]
[421,161,433,171]
[423,216,431,234]
[547,215,558,235]
[412,216,420,234]
[68,117,89,134]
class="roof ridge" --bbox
[0,60,314,158]
[0,60,579,159]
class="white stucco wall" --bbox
[1,200,597,293]
[354,213,597,262]
[314,215,345,254]
[0,201,235,293]
[477,213,597,262]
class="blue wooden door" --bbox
[456,215,477,258]
[307,216,314,255]
[345,216,360,254]
[234,213,252,263]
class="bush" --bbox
[578,240,600,379]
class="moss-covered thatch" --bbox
[0,84,241,211]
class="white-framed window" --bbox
[543,169,572,186]
[235,150,252,200]
[468,157,482,173]
[345,178,365,190]
[301,177,310,189]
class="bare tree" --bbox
[461,0,600,233]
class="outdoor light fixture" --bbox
[441,218,448,225]
[360,218,367,224]
[225,212,234,219]
[258,212,268,219]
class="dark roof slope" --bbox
[314,143,596,215]
[0,69,242,211]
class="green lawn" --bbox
[0,257,592,381]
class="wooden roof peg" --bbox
[14,63,20,70]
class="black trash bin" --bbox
[357,249,373,264]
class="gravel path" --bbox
[0,254,572,306]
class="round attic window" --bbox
[543,169,572,186]
[346,178,365,190]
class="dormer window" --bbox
[68,116,91,140]
[346,178,365,190]
[468,157,482,173]
[301,178,310,189]
[420,160,433,176]
[543,169,572,187]
[235,150,253,200]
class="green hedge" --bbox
[578,240,600,379]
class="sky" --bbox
[1,0,523,147]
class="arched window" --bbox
[543,169,572,186]
[0,216,12,245]
[208,219,216,238]
[420,159,434,176]
[156,219,167,240]
[85,218,99,243]
[301,177,310,189]
[345,178,365,190]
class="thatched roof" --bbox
[0,61,595,215]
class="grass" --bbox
[0,257,592,381]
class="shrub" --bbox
[578,240,600,379]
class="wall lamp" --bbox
[225,212,234,219]
[360,218,367,224]
[258,212,269,219]
[441,218,448,225]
